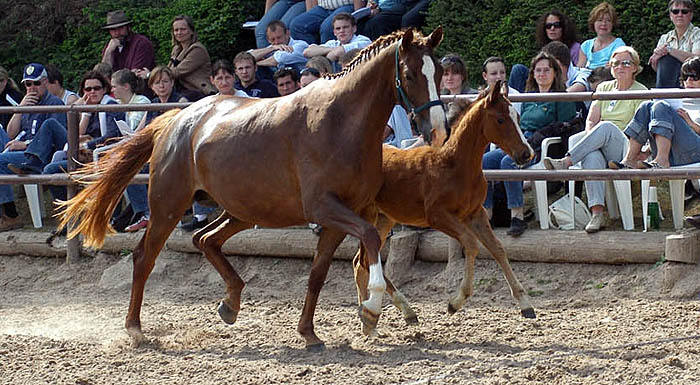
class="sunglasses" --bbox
[610,60,634,68]
[545,21,562,29]
[23,80,43,87]
[682,72,700,81]
[670,8,691,15]
[441,56,462,65]
[299,67,320,77]
[83,86,104,92]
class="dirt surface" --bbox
[1,251,700,385]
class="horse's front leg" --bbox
[192,212,253,325]
[468,208,536,318]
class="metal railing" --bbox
[1,89,700,261]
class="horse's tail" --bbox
[56,109,181,248]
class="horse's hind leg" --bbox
[192,211,253,325]
[469,208,535,318]
[126,194,192,346]
[353,213,417,327]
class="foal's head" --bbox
[481,81,534,165]
[396,27,448,147]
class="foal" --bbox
[354,82,537,332]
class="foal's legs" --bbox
[468,208,536,318]
[353,213,418,330]
[192,211,254,324]
[304,194,385,346]
[126,191,193,346]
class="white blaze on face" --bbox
[509,104,534,158]
[421,55,447,133]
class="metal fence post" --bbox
[65,110,80,263]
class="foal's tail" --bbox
[56,109,181,248]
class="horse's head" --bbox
[396,27,448,147]
[483,81,534,165]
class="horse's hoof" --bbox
[447,302,458,315]
[404,314,419,325]
[358,304,380,331]
[305,342,326,353]
[218,300,237,324]
[362,322,378,337]
[126,327,147,348]
[521,307,536,319]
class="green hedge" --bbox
[1,0,264,90]
[426,0,673,87]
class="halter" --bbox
[394,41,445,116]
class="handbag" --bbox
[548,194,591,230]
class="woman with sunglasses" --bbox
[617,57,700,171]
[649,0,700,88]
[543,46,648,233]
[577,2,625,69]
[440,54,477,95]
[536,10,581,67]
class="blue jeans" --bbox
[25,118,67,164]
[125,164,149,215]
[508,63,528,93]
[255,0,307,48]
[655,54,682,88]
[624,100,700,166]
[290,4,354,44]
[482,148,536,209]
[0,151,31,204]
[43,160,68,202]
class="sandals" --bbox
[608,160,633,170]
[640,160,668,169]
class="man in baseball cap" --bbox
[101,10,155,72]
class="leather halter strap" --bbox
[394,41,445,115]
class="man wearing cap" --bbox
[0,63,67,231]
[101,10,156,72]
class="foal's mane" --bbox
[325,29,410,80]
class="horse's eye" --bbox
[497,118,505,124]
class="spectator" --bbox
[481,56,521,113]
[140,66,189,130]
[303,12,371,70]
[111,69,150,132]
[290,0,362,44]
[210,59,249,97]
[359,0,424,40]
[39,71,125,219]
[536,10,581,67]
[0,65,22,131]
[0,63,66,231]
[338,48,361,69]
[619,56,700,169]
[299,67,321,87]
[577,2,625,69]
[250,20,309,74]
[92,63,114,87]
[483,52,576,237]
[439,54,477,95]
[384,105,414,148]
[233,52,279,98]
[649,0,700,88]
[100,10,156,72]
[274,67,300,96]
[163,15,216,100]
[543,46,648,233]
[306,56,334,75]
[255,0,307,49]
[45,64,78,106]
[400,0,433,30]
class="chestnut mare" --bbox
[353,83,537,332]
[58,28,447,351]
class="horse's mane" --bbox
[326,29,409,79]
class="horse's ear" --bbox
[487,80,503,106]
[501,82,509,98]
[428,26,443,48]
[402,28,415,50]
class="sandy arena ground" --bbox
[1,250,700,385]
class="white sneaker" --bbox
[585,213,606,233]
[543,157,568,170]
